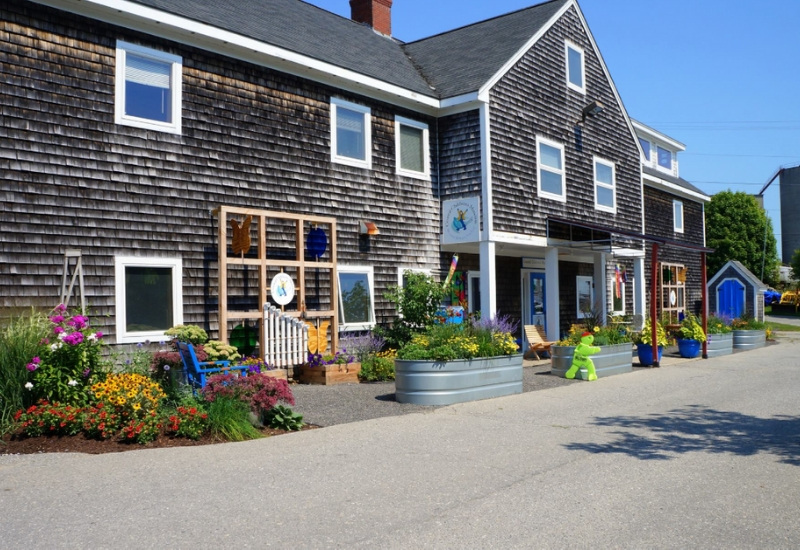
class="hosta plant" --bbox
[264,405,304,431]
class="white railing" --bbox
[263,305,308,368]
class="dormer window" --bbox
[565,41,585,94]
[639,138,651,162]
[657,146,673,171]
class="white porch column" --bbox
[594,252,607,322]
[633,256,646,318]
[479,240,497,317]
[545,247,560,341]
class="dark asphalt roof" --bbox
[127,0,569,100]
[128,0,436,97]
[643,166,709,200]
[403,0,569,98]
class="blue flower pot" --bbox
[636,343,663,366]
[678,338,701,358]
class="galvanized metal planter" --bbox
[706,332,733,358]
[550,343,633,378]
[394,354,523,406]
[732,329,766,351]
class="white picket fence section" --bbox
[263,304,308,368]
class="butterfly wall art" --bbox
[305,320,330,354]
[230,215,252,255]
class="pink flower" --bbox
[67,316,88,330]
[26,362,38,372]
[50,315,65,324]
[54,304,67,313]
[63,332,84,346]
[95,331,104,339]
[53,326,64,334]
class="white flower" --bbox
[68,379,78,387]
[57,332,66,341]
[50,342,63,352]
[87,334,97,342]
[24,382,33,390]
[163,365,171,371]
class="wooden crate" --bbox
[297,363,361,385]
[262,369,289,381]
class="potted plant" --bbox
[297,350,360,385]
[676,313,706,358]
[394,314,522,405]
[550,318,633,379]
[634,317,667,366]
[731,316,767,351]
[706,315,733,358]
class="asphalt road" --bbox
[1,336,799,549]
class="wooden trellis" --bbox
[214,205,338,361]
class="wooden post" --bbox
[701,251,708,359]
[650,243,659,367]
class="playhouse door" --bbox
[718,279,745,318]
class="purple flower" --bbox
[95,331,103,339]
[63,331,84,346]
[83,369,91,377]
[50,315,65,324]
[26,362,38,372]
[54,304,67,313]
[67,315,88,330]
[53,326,64,335]
[163,365,171,371]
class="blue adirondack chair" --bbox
[176,341,249,390]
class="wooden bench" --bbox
[176,341,250,390]
[524,324,557,360]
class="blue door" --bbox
[718,279,745,318]
[530,273,546,332]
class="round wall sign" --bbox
[270,272,295,306]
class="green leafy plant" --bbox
[0,309,50,433]
[396,315,519,361]
[205,395,262,442]
[120,411,161,444]
[201,372,295,423]
[264,405,304,431]
[13,401,85,437]
[358,350,397,382]
[378,271,447,349]
[707,315,732,334]
[558,317,632,346]
[678,313,707,343]
[731,316,766,331]
[634,317,668,347]
[164,324,208,345]
[202,340,241,362]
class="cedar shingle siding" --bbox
[0,0,440,338]
[489,7,641,235]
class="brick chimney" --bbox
[350,0,393,36]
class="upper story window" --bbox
[593,157,616,213]
[673,200,684,233]
[638,138,651,161]
[536,137,566,202]
[657,145,673,172]
[331,98,372,169]
[115,41,182,134]
[395,116,430,179]
[565,41,585,94]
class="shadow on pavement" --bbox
[565,405,800,466]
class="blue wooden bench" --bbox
[176,341,249,389]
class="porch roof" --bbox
[547,216,714,255]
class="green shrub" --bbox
[205,396,262,442]
[0,309,50,432]
[164,324,208,345]
[358,351,396,381]
[203,340,241,362]
[264,405,304,431]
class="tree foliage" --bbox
[705,191,780,286]
[790,249,800,282]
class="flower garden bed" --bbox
[297,362,361,385]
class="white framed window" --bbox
[673,200,684,233]
[395,116,430,179]
[114,256,183,344]
[657,145,673,172]
[576,275,594,319]
[331,98,372,169]
[536,136,566,202]
[638,137,651,162]
[593,157,616,213]
[565,41,585,93]
[115,41,182,134]
[337,265,375,331]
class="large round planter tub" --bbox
[732,329,766,351]
[706,332,733,358]
[677,338,701,358]
[635,343,663,366]
[394,354,523,406]
[550,343,633,378]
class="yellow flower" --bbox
[593,326,600,333]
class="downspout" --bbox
[701,251,708,359]
[650,243,659,367]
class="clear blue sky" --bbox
[309,0,800,260]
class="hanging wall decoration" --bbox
[306,320,330,354]
[307,225,328,260]
[230,215,253,256]
[270,272,295,306]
